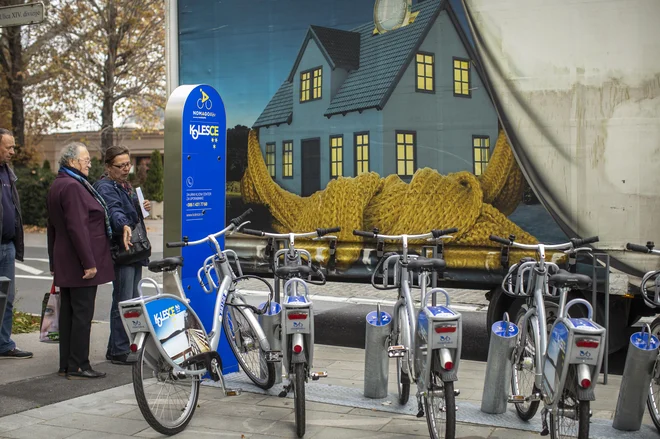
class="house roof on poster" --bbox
[255,0,483,128]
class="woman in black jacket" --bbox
[94,145,151,365]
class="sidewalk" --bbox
[1,342,658,439]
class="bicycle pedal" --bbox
[311,371,327,380]
[540,427,549,436]
[508,394,527,404]
[454,388,460,396]
[265,350,283,363]
[388,345,407,358]
[416,409,424,418]
[225,388,242,397]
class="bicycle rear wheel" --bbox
[293,362,306,438]
[647,316,660,433]
[424,365,456,439]
[224,304,275,389]
[395,305,411,405]
[132,333,200,435]
[511,308,540,420]
[550,391,589,439]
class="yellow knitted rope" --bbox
[241,129,537,270]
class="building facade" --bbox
[253,0,498,196]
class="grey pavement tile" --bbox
[65,432,138,439]
[347,407,412,419]
[281,410,390,431]
[307,426,415,439]
[2,424,80,439]
[257,397,353,414]
[185,414,324,438]
[488,427,541,438]
[454,423,497,438]
[72,402,136,418]
[377,418,431,436]
[322,361,365,372]
[199,387,269,404]
[43,412,148,435]
[197,399,292,421]
[0,414,42,433]
[15,403,79,421]
[134,425,258,438]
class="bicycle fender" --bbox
[291,350,307,364]
[439,370,458,382]
[576,385,595,401]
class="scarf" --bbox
[100,173,134,196]
[60,166,113,238]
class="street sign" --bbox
[0,2,44,28]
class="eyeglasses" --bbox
[78,158,91,165]
[112,162,131,170]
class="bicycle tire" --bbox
[424,369,456,439]
[511,307,540,420]
[647,316,660,433]
[293,362,306,438]
[223,304,275,389]
[395,305,410,405]
[550,396,589,439]
[132,334,200,435]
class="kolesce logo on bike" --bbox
[153,304,182,328]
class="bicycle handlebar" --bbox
[489,234,599,252]
[353,228,458,241]
[242,227,341,239]
[627,242,659,255]
[166,209,253,248]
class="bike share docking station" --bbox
[481,313,518,414]
[364,304,391,399]
[163,84,238,372]
[613,324,659,431]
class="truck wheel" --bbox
[486,287,522,339]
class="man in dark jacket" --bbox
[0,128,31,359]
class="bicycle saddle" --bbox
[275,265,313,278]
[548,269,592,289]
[148,256,184,273]
[407,257,446,272]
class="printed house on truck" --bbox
[253,0,498,196]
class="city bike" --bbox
[491,234,605,439]
[354,228,460,439]
[118,210,278,435]
[242,226,340,437]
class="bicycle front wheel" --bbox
[395,305,411,405]
[132,333,200,436]
[511,308,540,420]
[424,369,456,439]
[223,304,275,389]
[293,362,306,438]
[647,316,660,433]
[550,393,589,439]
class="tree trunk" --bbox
[100,0,119,154]
[6,25,24,158]
[101,96,114,153]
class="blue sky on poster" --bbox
[178,0,470,129]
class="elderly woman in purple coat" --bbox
[47,142,115,379]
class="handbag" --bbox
[39,283,60,343]
[111,221,152,265]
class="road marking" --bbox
[23,258,50,263]
[15,262,43,275]
[17,276,486,312]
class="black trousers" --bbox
[59,286,97,371]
